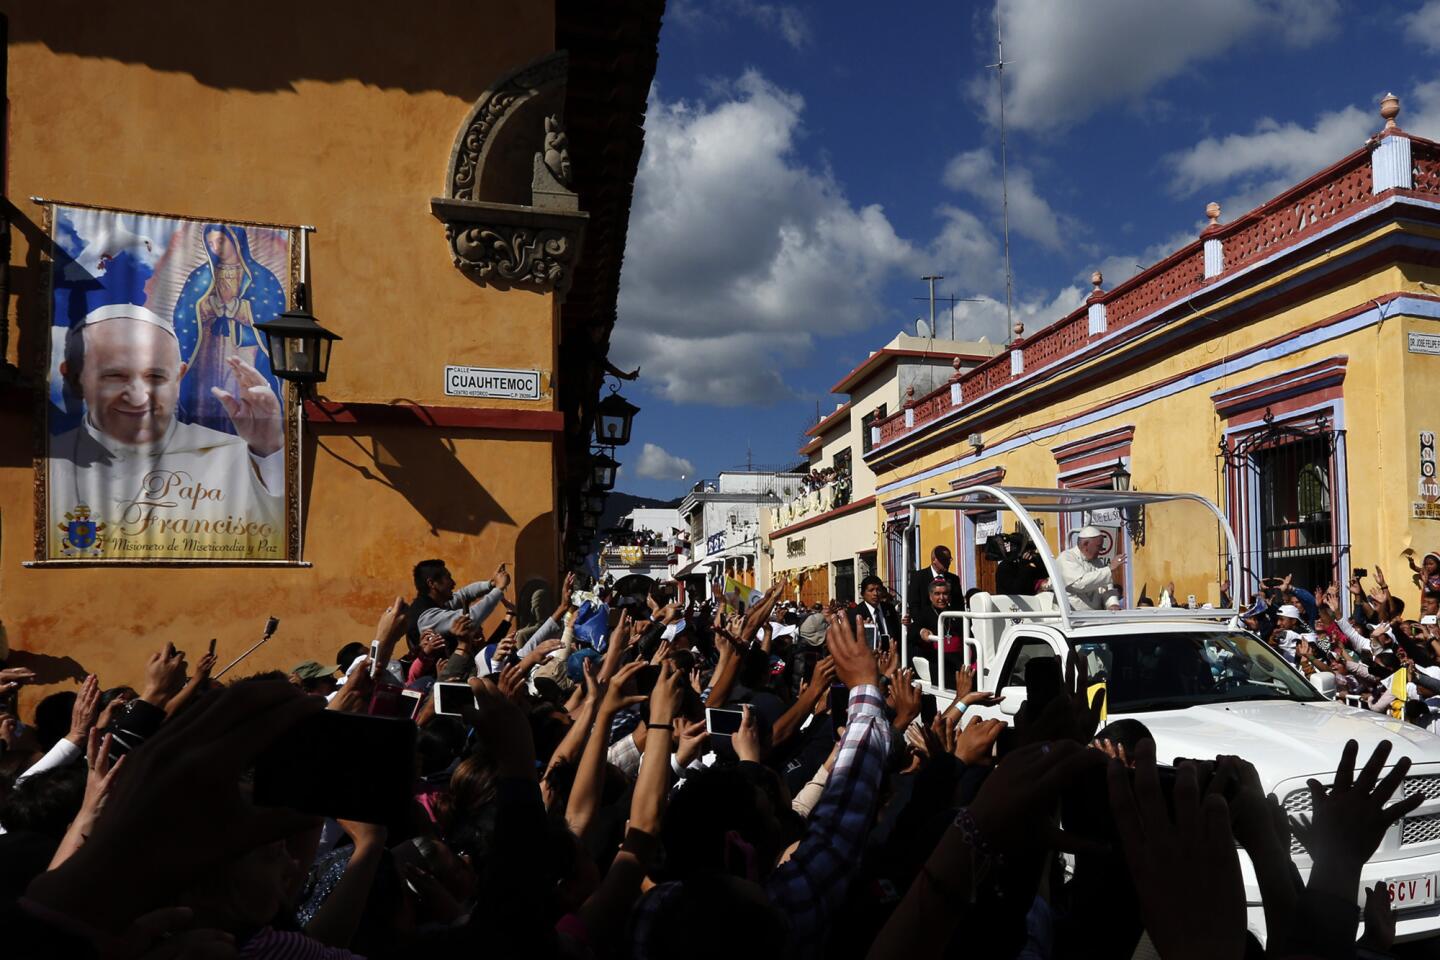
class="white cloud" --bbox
[633,443,696,481]
[615,71,917,405]
[670,0,812,50]
[1405,0,1440,51]
[975,0,1340,133]
[945,285,1087,343]
[1164,82,1440,219]
[942,148,1077,251]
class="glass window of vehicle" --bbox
[1002,636,1059,687]
[1074,630,1320,712]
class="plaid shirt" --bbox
[768,683,890,958]
[628,683,891,960]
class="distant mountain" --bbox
[600,490,683,532]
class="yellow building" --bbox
[764,333,1000,603]
[870,95,1440,610]
[0,1,663,698]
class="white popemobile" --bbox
[898,485,1440,945]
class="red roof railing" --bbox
[871,130,1440,453]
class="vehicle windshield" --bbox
[1073,630,1322,712]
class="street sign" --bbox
[444,365,541,399]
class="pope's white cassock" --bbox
[49,416,284,555]
[1056,547,1121,611]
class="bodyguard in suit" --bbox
[907,545,962,613]
[854,575,901,648]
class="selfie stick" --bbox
[215,617,281,680]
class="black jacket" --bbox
[907,565,962,612]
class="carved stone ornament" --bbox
[433,52,587,296]
[437,201,584,292]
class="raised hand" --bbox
[889,669,921,733]
[0,666,36,685]
[827,609,879,689]
[67,673,102,745]
[954,717,1005,766]
[1290,739,1423,869]
[648,661,684,727]
[969,739,1107,853]
[493,562,512,592]
[212,356,283,457]
[675,718,709,768]
[25,679,326,935]
[600,660,649,716]
[732,704,763,763]
[1107,740,1247,960]
[419,629,447,658]
[141,646,188,709]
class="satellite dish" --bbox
[916,317,932,338]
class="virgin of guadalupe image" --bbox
[172,224,286,432]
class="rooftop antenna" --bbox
[914,287,984,340]
[986,6,1016,344]
[919,275,942,346]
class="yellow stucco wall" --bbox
[0,3,568,703]
[873,244,1440,605]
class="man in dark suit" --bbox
[854,575,901,650]
[907,545,962,614]
[905,576,962,681]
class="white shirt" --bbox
[1056,547,1120,610]
[48,414,284,560]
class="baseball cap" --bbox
[798,613,829,647]
[291,660,335,681]
[1277,604,1304,620]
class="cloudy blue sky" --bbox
[609,0,1440,499]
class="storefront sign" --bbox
[444,365,541,399]
[1409,332,1440,356]
[40,204,300,562]
[973,518,1001,545]
[1421,431,1439,502]
[1414,501,1440,521]
[786,537,806,558]
[1084,507,1123,527]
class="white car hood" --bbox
[1116,698,1440,789]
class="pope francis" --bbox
[48,303,286,559]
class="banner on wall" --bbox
[38,203,300,562]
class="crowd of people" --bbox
[0,548,1431,959]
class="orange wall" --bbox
[0,2,565,705]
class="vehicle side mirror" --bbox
[1309,670,1338,699]
[999,685,1027,716]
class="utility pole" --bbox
[987,8,1016,344]
[920,275,942,342]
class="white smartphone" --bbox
[369,639,382,679]
[1187,595,1197,609]
[705,707,744,737]
[863,622,879,650]
[1424,615,1438,626]
[400,688,424,719]
[433,681,477,717]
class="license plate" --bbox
[1385,873,1439,910]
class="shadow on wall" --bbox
[514,510,557,588]
[3,649,88,686]
[304,422,514,538]
[5,0,545,97]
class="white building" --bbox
[598,507,681,587]
[675,471,807,593]
[762,333,1002,604]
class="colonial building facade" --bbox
[869,96,1440,611]
[0,1,663,695]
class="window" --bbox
[861,404,887,453]
[1001,636,1059,688]
[1253,433,1335,589]
[832,449,852,506]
